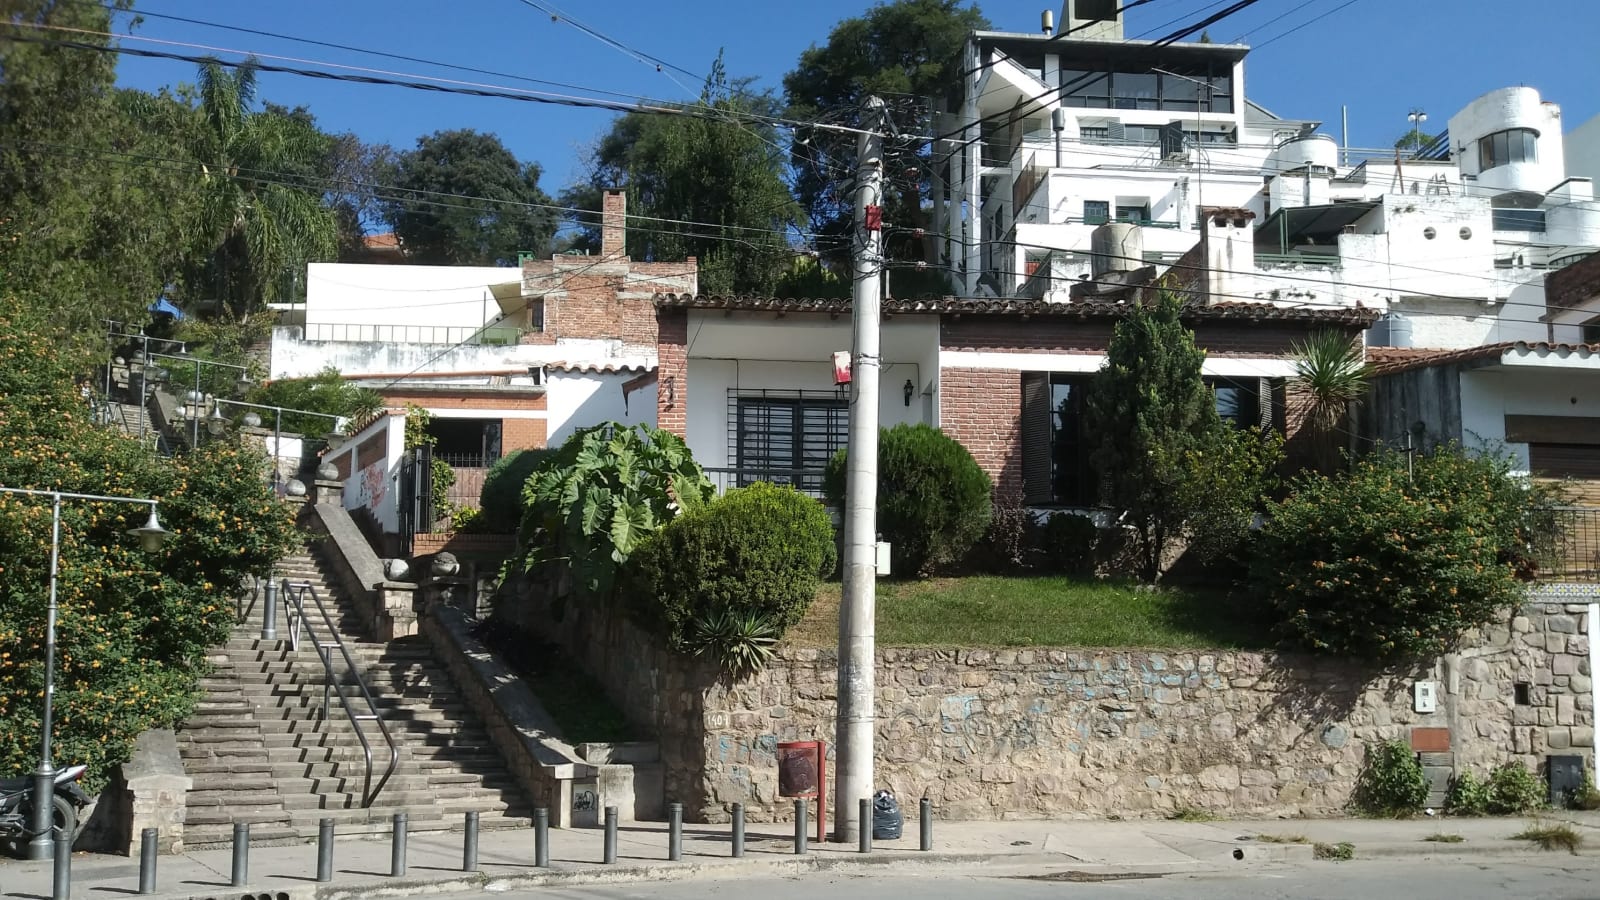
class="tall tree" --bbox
[186,61,338,316]
[563,55,799,296]
[782,0,988,283]
[1085,292,1225,582]
[0,1,203,328]
[382,129,557,265]
[262,103,397,262]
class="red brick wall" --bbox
[380,390,547,412]
[657,308,688,437]
[939,368,1022,495]
[502,417,547,452]
[1546,251,1600,317]
[520,257,696,346]
[602,190,627,258]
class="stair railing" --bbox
[280,578,399,808]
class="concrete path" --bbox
[4,811,1600,900]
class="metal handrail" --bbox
[280,578,399,808]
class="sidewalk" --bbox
[5,810,1599,900]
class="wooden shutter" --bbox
[1022,373,1052,504]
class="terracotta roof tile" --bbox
[1369,342,1600,375]
[654,294,1379,324]
[543,360,654,375]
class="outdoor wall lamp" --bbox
[0,486,169,861]
[903,379,915,407]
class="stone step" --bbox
[189,775,280,793]
[183,823,301,849]
[185,806,295,827]
[187,789,285,808]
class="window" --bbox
[1080,125,1110,141]
[1084,200,1110,224]
[1112,72,1159,110]
[428,418,502,467]
[1206,377,1265,429]
[1022,373,1097,506]
[1115,204,1150,224]
[732,392,847,493]
[1075,0,1117,20]
[1121,124,1163,145]
[1061,62,1232,114]
[1060,69,1112,108]
[1583,318,1600,344]
[1478,128,1539,171]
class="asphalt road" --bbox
[466,857,1600,899]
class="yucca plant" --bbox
[1289,330,1372,473]
[685,607,780,679]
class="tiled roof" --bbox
[543,360,654,375]
[654,294,1378,324]
[1368,342,1600,375]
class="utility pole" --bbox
[835,95,885,843]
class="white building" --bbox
[937,3,1600,353]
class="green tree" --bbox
[187,60,338,316]
[783,0,988,276]
[262,103,397,264]
[382,129,557,265]
[1289,330,1372,474]
[246,366,383,436]
[564,55,799,296]
[1085,292,1225,582]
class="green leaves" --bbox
[1289,330,1373,473]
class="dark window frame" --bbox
[730,390,848,492]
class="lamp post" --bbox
[1407,108,1428,156]
[208,399,346,494]
[143,353,252,448]
[0,487,171,861]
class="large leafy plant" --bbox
[520,423,713,603]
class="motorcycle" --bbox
[0,765,92,857]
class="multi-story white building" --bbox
[935,2,1600,351]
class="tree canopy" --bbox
[381,129,558,265]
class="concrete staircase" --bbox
[177,546,531,847]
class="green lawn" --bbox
[789,576,1271,650]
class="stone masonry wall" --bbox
[521,594,1594,822]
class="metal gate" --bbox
[397,445,435,556]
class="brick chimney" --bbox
[602,189,627,259]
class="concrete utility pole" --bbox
[835,95,886,843]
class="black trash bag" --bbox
[872,789,903,840]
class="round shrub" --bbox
[1352,739,1429,817]
[479,449,550,533]
[1486,761,1546,814]
[1035,512,1097,575]
[1254,445,1544,660]
[627,483,836,665]
[823,424,991,577]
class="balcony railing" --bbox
[1256,252,1341,270]
[1534,506,1600,584]
[704,466,829,498]
[300,322,527,346]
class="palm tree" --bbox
[1289,330,1373,474]
[189,60,337,317]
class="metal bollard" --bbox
[231,822,250,887]
[52,834,71,900]
[391,812,408,877]
[603,806,618,864]
[316,818,334,883]
[731,803,744,858]
[533,808,549,868]
[260,575,278,640]
[138,827,157,894]
[668,802,683,861]
[463,811,479,872]
[794,799,807,855]
[859,798,872,854]
[919,798,932,851]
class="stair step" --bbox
[186,807,294,827]
[188,789,285,807]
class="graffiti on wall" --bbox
[360,462,387,511]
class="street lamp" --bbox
[1407,108,1428,155]
[144,352,252,448]
[0,486,170,860]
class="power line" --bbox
[1228,0,1319,42]
[511,0,701,85]
[1253,0,1368,49]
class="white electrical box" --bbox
[1413,681,1438,714]
[874,541,892,577]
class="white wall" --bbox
[1459,366,1600,473]
[547,372,657,447]
[1447,87,1566,196]
[1568,114,1600,185]
[304,263,519,331]
[269,327,628,380]
[322,412,407,533]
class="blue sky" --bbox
[109,0,1600,194]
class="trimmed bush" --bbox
[823,424,991,577]
[628,483,835,674]
[1035,512,1097,576]
[479,449,550,533]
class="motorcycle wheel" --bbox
[1,795,81,858]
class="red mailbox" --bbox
[776,740,826,843]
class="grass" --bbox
[1423,833,1465,843]
[1168,807,1220,823]
[1256,834,1309,844]
[788,577,1271,649]
[1511,822,1584,854]
[471,618,635,743]
[1313,842,1355,861]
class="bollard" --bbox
[391,812,408,877]
[316,818,334,883]
[668,802,683,861]
[231,822,250,887]
[919,798,932,851]
[859,798,872,854]
[794,799,807,855]
[731,803,744,858]
[533,808,549,868]
[603,806,618,864]
[463,811,479,872]
[52,834,71,900]
[260,575,278,640]
[138,827,158,894]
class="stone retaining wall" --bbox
[516,592,1596,822]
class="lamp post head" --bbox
[127,508,171,552]
[206,405,228,436]
[242,411,263,429]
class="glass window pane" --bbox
[1162,72,1199,104]
[1084,200,1109,224]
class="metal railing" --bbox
[300,322,527,346]
[705,466,829,497]
[1256,252,1341,270]
[282,578,398,808]
[1534,507,1600,584]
